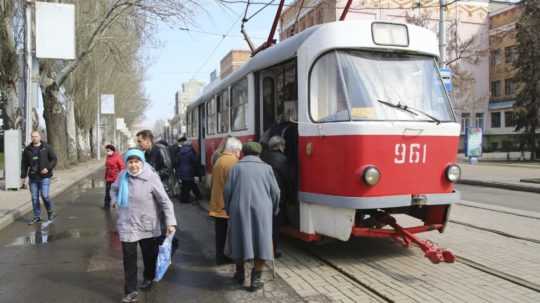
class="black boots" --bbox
[233,264,245,284]
[249,268,263,292]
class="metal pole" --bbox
[24,1,33,145]
[96,76,101,160]
[439,0,447,67]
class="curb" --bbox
[458,179,540,194]
[0,162,103,231]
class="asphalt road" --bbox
[456,184,540,213]
[0,173,303,303]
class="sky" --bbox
[141,0,287,128]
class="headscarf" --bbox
[117,149,146,208]
[242,141,262,156]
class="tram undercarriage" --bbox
[281,202,456,264]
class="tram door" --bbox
[258,60,300,227]
[258,59,298,138]
[198,103,206,168]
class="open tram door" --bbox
[198,103,206,179]
[256,59,301,227]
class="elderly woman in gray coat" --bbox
[224,142,280,291]
[112,149,177,303]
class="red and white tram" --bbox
[186,20,461,263]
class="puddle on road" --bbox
[5,222,116,247]
[77,178,105,191]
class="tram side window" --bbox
[192,108,199,137]
[310,51,350,122]
[186,112,193,137]
[217,89,230,133]
[207,98,217,135]
[231,78,248,131]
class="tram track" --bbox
[289,233,540,303]
[456,256,540,293]
[448,219,540,244]
[300,245,396,303]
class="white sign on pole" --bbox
[116,118,125,130]
[35,2,76,60]
[101,94,115,114]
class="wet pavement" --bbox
[0,173,305,303]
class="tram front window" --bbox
[310,50,455,123]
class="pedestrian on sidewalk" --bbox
[174,137,202,204]
[21,131,58,225]
[104,144,124,209]
[211,136,231,167]
[111,149,177,303]
[260,136,292,259]
[224,142,280,291]
[209,137,242,265]
[136,130,173,190]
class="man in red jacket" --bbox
[104,144,124,209]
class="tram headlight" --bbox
[363,166,381,186]
[446,165,461,183]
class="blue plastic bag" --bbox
[154,235,173,281]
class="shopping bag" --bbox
[154,234,173,282]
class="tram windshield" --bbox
[310,50,455,123]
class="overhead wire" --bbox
[178,27,264,39]
[218,0,465,11]
[190,15,243,80]
[246,0,276,22]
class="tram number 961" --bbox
[394,144,427,164]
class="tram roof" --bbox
[187,20,439,110]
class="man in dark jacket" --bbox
[175,137,202,203]
[136,130,165,173]
[260,136,293,258]
[21,131,58,224]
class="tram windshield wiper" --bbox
[377,99,441,124]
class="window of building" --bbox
[206,98,216,135]
[231,78,248,131]
[491,80,502,97]
[491,112,501,128]
[505,78,517,96]
[475,113,484,130]
[505,111,516,128]
[505,46,518,64]
[490,49,502,66]
[461,113,470,133]
[217,89,229,133]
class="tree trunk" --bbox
[66,96,78,164]
[76,126,91,161]
[42,84,69,169]
[89,126,95,158]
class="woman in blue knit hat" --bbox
[111,149,177,303]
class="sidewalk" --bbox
[0,159,103,231]
[458,161,540,193]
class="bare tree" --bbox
[0,0,23,130]
[38,0,196,167]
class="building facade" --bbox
[485,5,523,151]
[171,79,205,136]
[220,50,251,79]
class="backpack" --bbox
[155,143,173,172]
